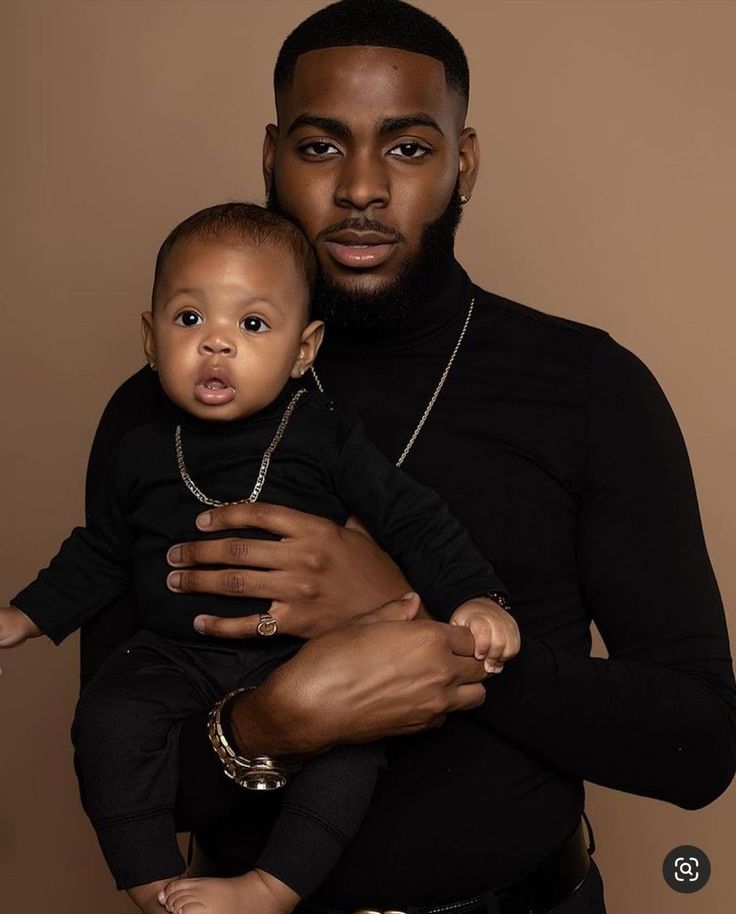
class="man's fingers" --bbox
[196,502,332,538]
[452,655,492,684]
[167,568,290,600]
[448,682,488,712]
[167,537,288,569]
[193,613,270,639]
[446,621,481,658]
[358,592,421,624]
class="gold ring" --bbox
[256,613,278,637]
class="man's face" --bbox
[264,46,478,327]
[141,238,322,421]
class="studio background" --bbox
[1,1,734,912]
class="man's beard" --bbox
[267,180,463,335]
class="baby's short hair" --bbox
[151,202,317,312]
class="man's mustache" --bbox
[315,218,405,243]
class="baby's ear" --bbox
[140,312,156,366]
[292,320,325,376]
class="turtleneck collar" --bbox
[318,257,473,360]
[160,376,307,435]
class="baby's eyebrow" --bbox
[169,287,205,300]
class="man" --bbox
[83,2,736,913]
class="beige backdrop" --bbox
[1,1,734,912]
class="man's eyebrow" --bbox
[286,115,351,139]
[378,114,444,137]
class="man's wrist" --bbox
[227,681,315,765]
[208,686,304,789]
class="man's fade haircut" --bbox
[274,0,469,114]
[151,202,317,312]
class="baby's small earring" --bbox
[298,365,307,376]
[147,360,157,372]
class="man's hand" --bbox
[228,597,491,761]
[0,606,42,673]
[165,503,412,639]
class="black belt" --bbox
[296,819,592,914]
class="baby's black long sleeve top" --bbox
[12,383,504,643]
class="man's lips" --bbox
[194,366,236,406]
[322,231,399,269]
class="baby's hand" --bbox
[450,597,520,674]
[0,607,42,672]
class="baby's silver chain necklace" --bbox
[175,296,474,500]
[311,297,475,467]
[175,387,308,506]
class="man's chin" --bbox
[320,268,398,296]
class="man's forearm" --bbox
[472,635,736,810]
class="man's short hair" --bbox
[274,0,469,112]
[151,202,317,312]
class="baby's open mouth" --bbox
[195,367,236,405]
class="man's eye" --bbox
[240,316,270,333]
[389,143,430,159]
[174,310,202,327]
[300,141,340,157]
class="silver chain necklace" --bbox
[311,297,475,467]
[175,387,308,506]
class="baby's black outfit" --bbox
[12,380,504,893]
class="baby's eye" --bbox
[174,310,202,327]
[240,316,270,334]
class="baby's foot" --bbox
[159,868,301,914]
[127,877,179,913]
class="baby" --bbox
[0,203,520,914]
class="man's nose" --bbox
[334,151,389,211]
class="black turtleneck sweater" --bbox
[12,384,502,644]
[79,259,736,909]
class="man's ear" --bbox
[458,126,480,203]
[263,123,279,197]
[141,312,157,368]
[291,320,325,378]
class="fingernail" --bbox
[197,511,212,528]
[158,891,165,903]
[168,571,182,591]
[484,658,502,673]
[167,545,183,565]
[193,617,206,633]
[401,591,417,600]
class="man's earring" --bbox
[460,194,469,205]
[148,360,157,372]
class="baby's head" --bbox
[142,202,324,422]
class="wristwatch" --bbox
[207,686,300,790]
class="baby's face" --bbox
[142,238,319,421]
